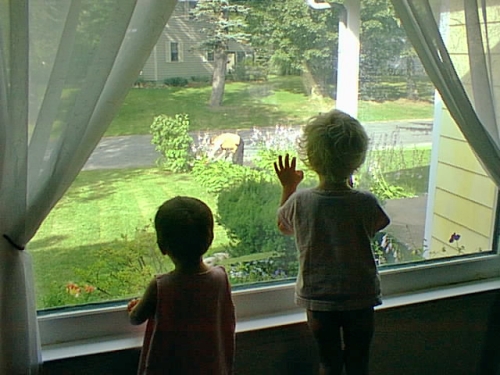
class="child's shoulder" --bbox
[156,265,229,279]
[353,189,380,201]
[210,265,230,277]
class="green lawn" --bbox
[31,168,229,308]
[106,76,433,136]
[32,148,432,309]
[33,75,435,309]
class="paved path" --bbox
[83,119,432,170]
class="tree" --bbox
[245,0,339,97]
[191,0,250,107]
[360,0,421,100]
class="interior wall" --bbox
[42,289,500,375]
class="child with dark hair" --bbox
[274,109,390,375]
[128,196,235,375]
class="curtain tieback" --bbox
[3,234,25,251]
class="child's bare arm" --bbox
[374,206,391,233]
[274,154,304,206]
[128,278,157,325]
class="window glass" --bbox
[32,0,498,310]
[170,42,179,62]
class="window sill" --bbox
[41,276,500,363]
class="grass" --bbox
[358,99,432,122]
[31,168,229,307]
[32,148,432,308]
[368,146,432,173]
[363,146,432,196]
[106,75,433,136]
[33,75,435,309]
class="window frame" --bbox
[39,249,500,360]
[38,0,500,361]
[166,41,182,62]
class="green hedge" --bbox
[217,179,296,258]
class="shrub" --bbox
[373,231,425,265]
[191,159,268,194]
[228,60,268,82]
[217,179,296,258]
[163,76,189,87]
[74,225,171,299]
[254,148,317,187]
[355,133,428,202]
[134,77,146,87]
[190,75,211,83]
[150,113,194,173]
[40,226,172,308]
[227,257,297,284]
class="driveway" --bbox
[83,119,432,170]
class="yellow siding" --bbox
[435,162,495,207]
[438,136,489,174]
[429,214,491,257]
[429,2,500,259]
[431,114,497,257]
[438,108,464,140]
[433,188,494,237]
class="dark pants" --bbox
[307,308,374,375]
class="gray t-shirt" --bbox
[278,188,390,311]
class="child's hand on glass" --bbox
[127,298,140,312]
[274,154,304,189]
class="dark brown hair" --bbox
[154,196,214,263]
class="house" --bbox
[139,0,253,84]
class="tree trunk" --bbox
[406,56,418,100]
[210,48,228,107]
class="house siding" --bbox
[140,1,249,82]
[428,2,499,257]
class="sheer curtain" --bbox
[0,0,177,373]
[391,0,500,186]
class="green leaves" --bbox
[150,113,194,173]
[217,179,296,257]
[191,0,251,49]
[191,159,265,194]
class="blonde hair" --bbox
[298,109,368,181]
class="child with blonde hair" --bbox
[128,196,235,375]
[274,109,390,375]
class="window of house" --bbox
[180,0,198,18]
[35,0,500,351]
[167,41,181,62]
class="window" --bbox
[180,0,198,18]
[206,50,215,62]
[34,0,500,352]
[170,42,179,62]
[166,41,182,62]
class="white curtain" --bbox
[0,0,177,373]
[391,0,500,186]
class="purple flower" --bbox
[449,232,461,243]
